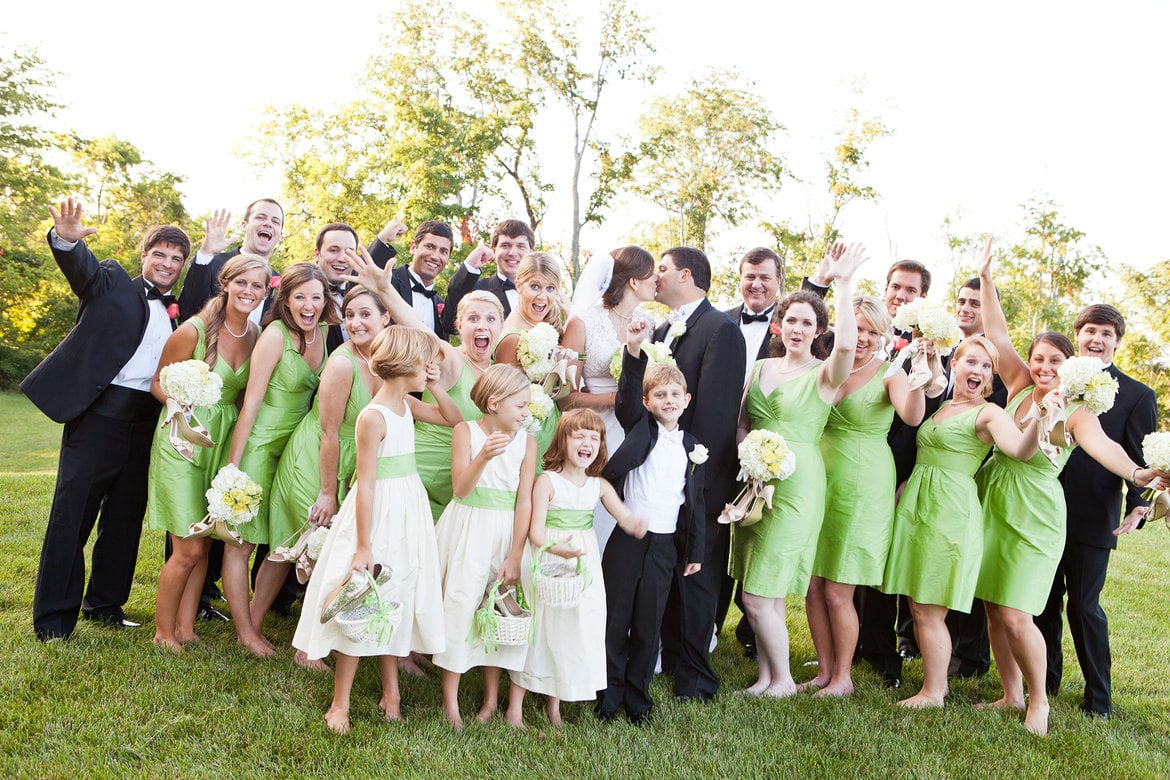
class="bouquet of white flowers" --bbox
[158,359,222,461]
[719,430,796,527]
[187,464,263,546]
[516,322,560,382]
[1057,357,1118,415]
[1140,432,1170,526]
[609,342,675,382]
[524,384,554,437]
[889,299,957,397]
[268,520,333,583]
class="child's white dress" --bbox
[293,403,445,659]
[432,421,530,674]
[514,471,607,701]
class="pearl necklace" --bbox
[351,344,376,378]
[460,347,489,376]
[948,396,980,407]
[223,319,248,339]
[303,327,317,346]
[849,353,877,375]
[776,356,817,373]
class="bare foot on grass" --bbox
[760,682,798,699]
[238,636,276,658]
[324,705,350,734]
[974,697,1025,712]
[898,693,944,709]
[442,703,463,731]
[1024,702,1050,736]
[294,649,330,672]
[813,681,855,698]
[152,636,183,653]
[476,704,496,724]
[379,698,404,724]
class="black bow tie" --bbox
[500,277,516,291]
[741,309,772,324]
[146,285,177,307]
[329,283,347,297]
[412,282,437,299]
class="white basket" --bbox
[335,600,402,643]
[493,611,531,646]
[535,561,584,608]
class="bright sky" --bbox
[7,0,1169,288]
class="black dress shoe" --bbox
[628,708,653,726]
[594,707,617,722]
[1080,704,1110,720]
[197,605,230,622]
[881,672,902,690]
[742,642,758,661]
[83,613,140,629]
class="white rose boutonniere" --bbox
[668,320,687,340]
[689,444,709,473]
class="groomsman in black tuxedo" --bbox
[652,247,746,700]
[368,220,453,340]
[1037,304,1157,718]
[176,198,283,321]
[440,219,534,333]
[313,222,361,352]
[22,199,191,640]
[719,247,784,658]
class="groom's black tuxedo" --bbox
[651,298,745,699]
[441,264,514,335]
[22,234,177,639]
[367,239,447,340]
[177,248,239,322]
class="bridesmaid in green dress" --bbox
[803,295,925,697]
[493,253,571,461]
[729,243,867,698]
[883,335,1040,711]
[223,262,339,657]
[972,241,1166,735]
[148,254,270,651]
[253,286,389,663]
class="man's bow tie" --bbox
[659,427,684,444]
[500,277,516,291]
[146,286,177,307]
[329,283,347,297]
[412,282,437,299]
[741,309,772,325]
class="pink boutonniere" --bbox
[891,336,910,353]
[167,303,180,320]
[769,321,782,338]
[436,302,445,316]
[269,275,281,289]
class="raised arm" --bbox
[820,243,868,394]
[977,404,1040,461]
[1068,407,1168,490]
[343,246,423,328]
[976,236,1030,394]
[885,369,926,427]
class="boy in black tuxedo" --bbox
[597,320,706,724]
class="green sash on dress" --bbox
[454,486,517,510]
[545,508,593,531]
[376,453,417,479]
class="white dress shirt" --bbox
[624,423,688,534]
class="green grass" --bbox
[1,392,1168,778]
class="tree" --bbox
[625,69,784,252]
[503,0,657,281]
[1118,260,1170,427]
[762,92,890,292]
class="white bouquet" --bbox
[1140,431,1170,526]
[719,430,796,527]
[524,384,554,437]
[891,299,961,355]
[306,525,330,561]
[187,464,262,545]
[160,359,223,409]
[609,342,675,382]
[159,359,221,460]
[516,322,560,382]
[1057,357,1118,415]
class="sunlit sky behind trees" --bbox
[6,0,1169,282]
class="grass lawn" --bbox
[1,392,1168,778]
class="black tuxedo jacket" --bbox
[602,348,705,564]
[389,265,447,341]
[653,299,746,511]
[177,248,240,321]
[1060,364,1157,548]
[366,238,398,270]
[442,263,512,334]
[22,234,159,423]
[724,303,773,362]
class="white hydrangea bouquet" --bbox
[609,342,675,382]
[889,299,960,398]
[517,322,560,381]
[1140,432,1170,527]
[719,429,796,527]
[1057,356,1118,415]
[187,464,263,546]
[524,384,554,437]
[159,359,222,461]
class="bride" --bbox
[561,246,659,550]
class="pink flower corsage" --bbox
[436,302,445,316]
[769,321,782,338]
[167,303,180,320]
[269,275,281,289]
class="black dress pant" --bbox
[34,393,157,639]
[660,516,725,699]
[600,531,677,717]
[1035,540,1113,714]
[854,586,904,679]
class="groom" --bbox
[652,247,746,700]
[22,199,191,640]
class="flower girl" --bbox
[292,326,460,734]
[432,364,538,730]
[510,409,646,727]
